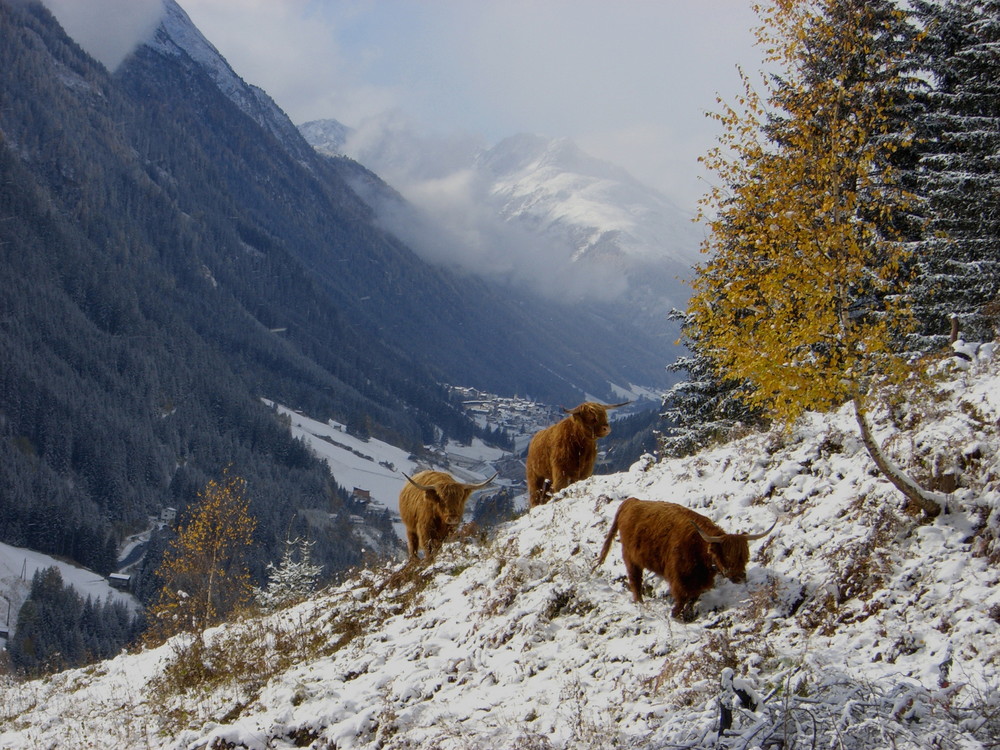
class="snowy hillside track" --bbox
[2,349,999,749]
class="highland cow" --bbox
[525,401,628,507]
[399,470,497,558]
[595,498,776,620]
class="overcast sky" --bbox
[42,0,766,213]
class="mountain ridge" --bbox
[300,117,701,336]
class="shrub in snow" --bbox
[255,537,323,610]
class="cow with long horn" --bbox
[526,401,629,507]
[595,498,777,620]
[399,470,498,559]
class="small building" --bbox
[108,573,132,591]
[160,507,177,525]
[352,488,372,503]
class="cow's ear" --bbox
[425,488,441,503]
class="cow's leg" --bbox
[624,558,644,603]
[529,476,550,507]
[406,528,420,559]
[548,468,571,498]
[671,595,697,622]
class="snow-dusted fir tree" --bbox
[660,312,765,458]
[909,0,1000,347]
[255,537,323,610]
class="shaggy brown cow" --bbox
[525,401,628,507]
[595,498,776,621]
[399,470,497,559]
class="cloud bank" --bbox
[41,0,164,71]
[341,114,632,305]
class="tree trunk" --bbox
[852,396,943,518]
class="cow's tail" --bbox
[594,499,628,571]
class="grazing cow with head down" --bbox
[526,401,629,507]
[595,498,776,621]
[399,470,497,559]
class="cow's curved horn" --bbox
[690,521,726,544]
[404,473,436,492]
[742,517,778,541]
[465,472,498,490]
[563,400,632,415]
[602,400,631,409]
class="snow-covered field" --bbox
[267,402,507,541]
[2,348,998,749]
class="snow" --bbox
[2,348,999,748]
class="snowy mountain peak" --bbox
[299,118,352,157]
[148,0,232,86]
[478,133,635,187]
[299,120,702,320]
[477,133,702,283]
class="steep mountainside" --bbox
[0,0,405,580]
[3,347,997,748]
[135,0,672,402]
[0,0,674,581]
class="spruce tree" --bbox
[254,536,323,610]
[660,313,765,458]
[909,0,1000,346]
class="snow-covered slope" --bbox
[3,347,998,749]
[0,542,140,649]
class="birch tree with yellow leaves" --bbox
[146,470,257,641]
[690,0,946,516]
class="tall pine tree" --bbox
[909,0,1000,346]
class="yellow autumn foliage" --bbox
[690,0,919,426]
[146,469,257,642]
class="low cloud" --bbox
[41,0,164,71]
[343,115,629,305]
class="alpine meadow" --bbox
[2,1,1000,749]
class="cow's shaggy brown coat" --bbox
[596,498,775,620]
[525,401,627,507]
[399,470,496,559]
